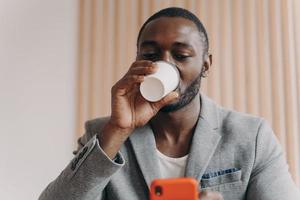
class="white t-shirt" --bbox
[156,149,188,178]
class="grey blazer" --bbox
[39,95,300,200]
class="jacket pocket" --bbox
[200,168,242,189]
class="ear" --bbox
[201,54,212,78]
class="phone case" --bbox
[150,178,199,200]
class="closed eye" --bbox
[142,52,159,61]
[173,54,191,61]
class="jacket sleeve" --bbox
[246,119,300,200]
[39,121,125,200]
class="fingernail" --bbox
[152,65,158,71]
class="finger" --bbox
[117,75,144,89]
[129,60,154,69]
[199,191,224,200]
[151,91,179,111]
[128,65,158,76]
[113,75,144,95]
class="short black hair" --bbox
[137,7,209,55]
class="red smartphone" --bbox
[150,178,199,200]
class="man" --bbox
[39,7,300,200]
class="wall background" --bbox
[77,0,300,186]
[0,0,78,199]
[1,1,300,199]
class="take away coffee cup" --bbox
[140,61,179,102]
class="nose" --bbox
[161,51,173,63]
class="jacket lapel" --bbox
[128,94,222,187]
[185,95,222,181]
[129,124,161,188]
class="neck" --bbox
[150,94,201,143]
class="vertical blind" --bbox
[76,0,300,185]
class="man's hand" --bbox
[199,191,224,200]
[110,60,178,132]
[98,60,179,159]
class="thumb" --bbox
[152,91,179,110]
[199,191,224,200]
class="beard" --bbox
[160,73,202,113]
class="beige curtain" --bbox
[76,0,300,185]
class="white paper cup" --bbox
[140,61,179,102]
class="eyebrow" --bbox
[140,40,194,50]
[140,40,159,48]
[173,42,194,49]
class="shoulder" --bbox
[217,106,268,144]
[220,107,264,132]
[200,94,264,134]
[216,107,279,166]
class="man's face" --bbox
[137,17,208,112]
